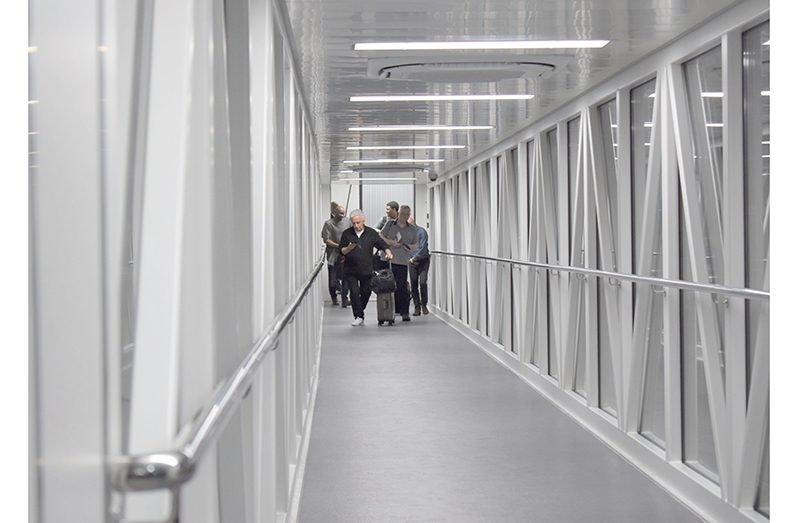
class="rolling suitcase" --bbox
[376,292,395,326]
[371,262,396,326]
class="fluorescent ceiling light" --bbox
[344,159,445,164]
[762,141,770,145]
[350,94,533,102]
[347,145,465,150]
[354,40,610,51]
[700,90,769,98]
[333,177,417,183]
[763,40,770,46]
[339,169,355,173]
[706,123,724,127]
[648,93,656,98]
[762,155,770,158]
[349,125,493,131]
[644,122,653,128]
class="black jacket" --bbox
[340,226,390,276]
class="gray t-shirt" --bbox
[321,216,352,265]
[380,221,418,266]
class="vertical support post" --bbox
[662,67,683,463]
[125,0,196,519]
[616,88,635,431]
[583,110,600,407]
[557,122,570,385]
[722,29,747,504]
[29,0,110,520]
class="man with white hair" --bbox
[339,210,394,326]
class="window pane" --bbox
[756,427,770,517]
[630,78,666,447]
[544,129,560,377]
[568,116,584,392]
[684,45,725,286]
[681,46,724,482]
[743,21,770,517]
[597,99,618,416]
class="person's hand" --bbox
[409,257,417,266]
[385,251,394,261]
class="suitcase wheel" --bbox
[388,320,394,326]
[378,321,384,326]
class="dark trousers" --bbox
[328,261,348,301]
[346,274,372,319]
[410,257,430,308]
[391,263,410,315]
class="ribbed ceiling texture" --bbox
[283,0,742,182]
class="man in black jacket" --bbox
[340,210,393,326]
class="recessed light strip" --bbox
[349,125,492,131]
[333,177,418,183]
[350,94,533,102]
[354,40,610,51]
[347,145,465,150]
[343,159,445,164]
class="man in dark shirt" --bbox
[340,210,393,326]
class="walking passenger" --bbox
[407,216,431,315]
[374,200,399,230]
[379,205,418,322]
[321,202,351,307]
[340,210,393,326]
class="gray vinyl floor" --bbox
[298,304,700,522]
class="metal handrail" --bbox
[112,254,326,492]
[431,250,769,301]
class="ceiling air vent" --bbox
[367,55,572,83]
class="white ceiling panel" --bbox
[283,0,743,182]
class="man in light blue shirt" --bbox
[407,216,430,315]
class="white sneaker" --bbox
[351,317,364,326]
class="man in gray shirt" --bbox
[379,204,419,321]
[321,202,352,306]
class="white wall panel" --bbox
[361,182,415,228]
[30,0,324,521]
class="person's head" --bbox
[332,203,346,220]
[333,203,346,221]
[385,201,399,220]
[350,209,366,232]
[330,201,339,218]
[398,205,411,224]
